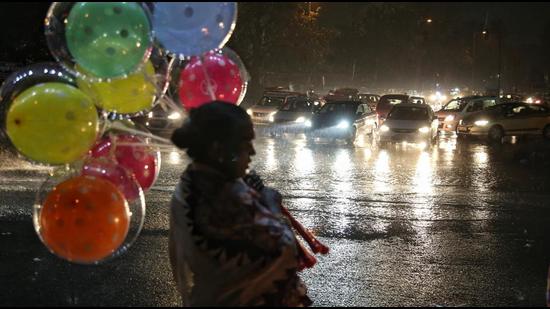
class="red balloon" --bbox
[82,158,142,202]
[178,51,244,111]
[90,135,159,192]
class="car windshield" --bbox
[442,99,466,111]
[259,96,286,107]
[319,103,357,114]
[280,97,312,112]
[387,106,429,120]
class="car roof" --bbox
[390,103,431,109]
[324,100,361,105]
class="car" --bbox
[456,102,550,142]
[268,96,320,135]
[435,96,497,133]
[246,91,303,124]
[358,93,380,111]
[307,100,377,145]
[133,103,184,138]
[375,94,426,126]
[378,103,439,146]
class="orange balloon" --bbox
[39,175,130,263]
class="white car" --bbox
[246,91,303,124]
[378,103,439,145]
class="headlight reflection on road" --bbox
[294,144,314,174]
[413,151,433,195]
[265,138,278,172]
[373,150,390,193]
[332,149,353,231]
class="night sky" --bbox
[2,2,550,93]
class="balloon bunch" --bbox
[0,2,247,265]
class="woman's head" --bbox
[171,102,255,179]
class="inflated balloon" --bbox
[82,158,143,202]
[0,63,75,117]
[5,83,99,165]
[36,175,130,264]
[77,61,157,115]
[80,158,146,259]
[45,2,153,79]
[90,134,160,192]
[152,2,237,58]
[178,48,247,111]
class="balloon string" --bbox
[109,121,173,145]
[199,53,216,101]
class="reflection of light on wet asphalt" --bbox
[331,149,353,231]
[413,151,433,195]
[373,150,390,193]
[294,143,314,174]
[265,138,278,172]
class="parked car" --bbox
[246,91,303,123]
[435,96,497,133]
[375,94,426,126]
[358,93,380,111]
[307,100,377,145]
[456,102,550,142]
[378,103,438,145]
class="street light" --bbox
[426,18,432,24]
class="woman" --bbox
[169,102,311,307]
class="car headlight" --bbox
[380,125,390,132]
[474,120,489,126]
[337,120,350,129]
[168,112,181,120]
[148,112,154,118]
[295,116,306,123]
[305,120,312,127]
[247,109,253,116]
[444,115,454,122]
[268,112,277,122]
[418,126,430,134]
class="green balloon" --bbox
[65,2,152,78]
[6,83,99,165]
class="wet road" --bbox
[1,132,550,306]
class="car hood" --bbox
[273,111,313,122]
[312,112,355,128]
[383,119,430,130]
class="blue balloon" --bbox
[151,2,237,58]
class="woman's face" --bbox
[230,139,256,179]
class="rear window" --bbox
[259,96,286,107]
[387,106,430,121]
[378,96,408,110]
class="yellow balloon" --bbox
[6,83,99,165]
[77,61,157,115]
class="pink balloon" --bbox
[178,51,244,111]
[82,158,142,202]
[90,134,159,192]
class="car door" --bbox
[523,105,550,133]
[500,104,532,133]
